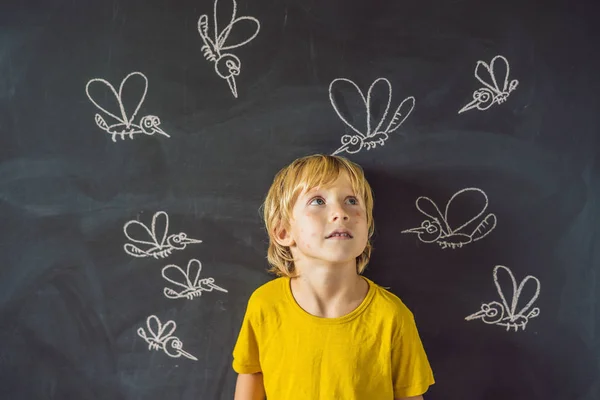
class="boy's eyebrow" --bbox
[301,186,359,197]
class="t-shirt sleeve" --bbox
[391,309,435,398]
[232,295,262,374]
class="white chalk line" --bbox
[197,0,260,98]
[137,315,198,360]
[458,55,518,114]
[85,72,170,142]
[329,77,415,155]
[123,211,202,259]
[402,187,497,249]
[162,259,228,300]
[465,265,540,332]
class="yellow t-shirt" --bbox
[232,276,435,399]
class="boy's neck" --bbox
[289,262,369,319]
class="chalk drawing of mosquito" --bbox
[329,77,415,155]
[466,265,540,332]
[162,259,228,300]
[137,315,198,360]
[197,0,260,98]
[85,72,170,142]
[458,55,519,114]
[402,187,497,249]
[123,211,202,259]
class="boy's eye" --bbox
[307,196,359,206]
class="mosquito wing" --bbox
[366,78,392,137]
[444,188,490,234]
[474,55,510,96]
[329,78,368,137]
[513,274,541,320]
[186,259,203,287]
[162,264,195,290]
[124,243,152,258]
[471,213,497,242]
[146,315,177,341]
[385,95,415,134]
[123,211,170,256]
[198,14,212,43]
[86,77,128,124]
[126,212,168,246]
[214,0,260,51]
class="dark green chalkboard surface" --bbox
[1,0,598,399]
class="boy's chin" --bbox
[319,254,361,266]
[295,247,364,266]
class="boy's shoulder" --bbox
[242,277,288,321]
[371,281,410,312]
[251,276,285,298]
[368,278,415,320]
[245,276,287,309]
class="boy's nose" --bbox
[330,205,349,221]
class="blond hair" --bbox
[262,154,375,277]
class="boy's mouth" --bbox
[325,229,353,239]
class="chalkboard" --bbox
[1,0,598,399]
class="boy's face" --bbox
[278,171,369,270]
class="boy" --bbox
[232,154,435,399]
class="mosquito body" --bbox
[329,77,415,155]
[465,265,541,332]
[162,259,228,300]
[402,187,497,249]
[86,72,170,142]
[459,55,518,114]
[123,211,202,259]
[197,0,260,98]
[137,315,198,360]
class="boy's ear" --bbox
[273,221,295,247]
